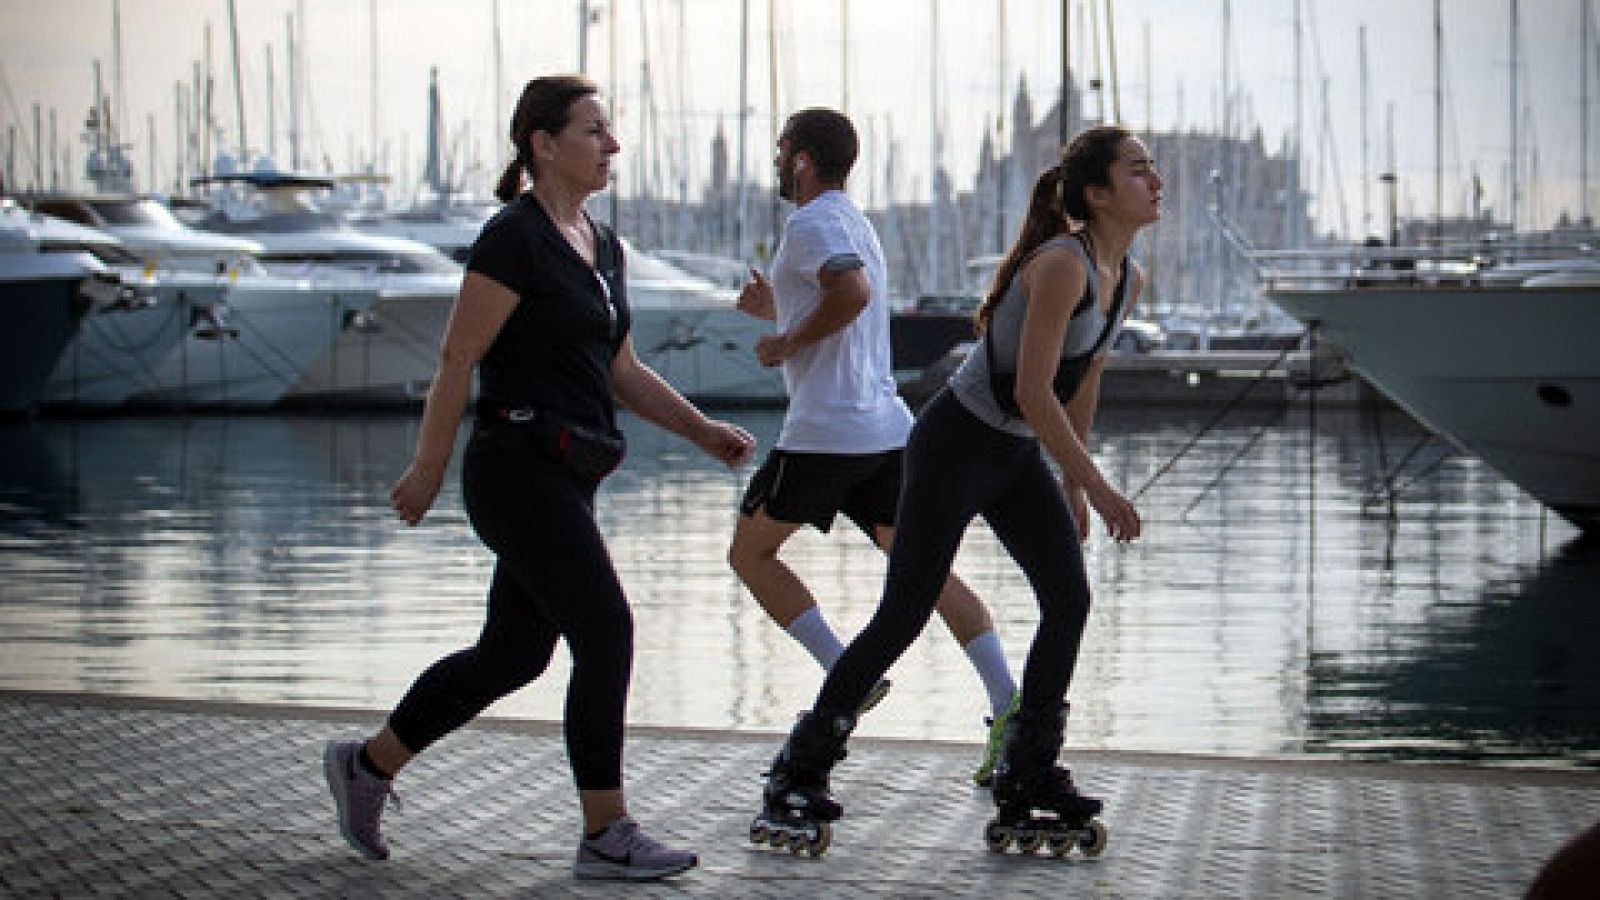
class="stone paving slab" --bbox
[2,691,1596,898]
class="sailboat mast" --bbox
[492,0,503,170]
[1509,0,1520,229]
[1359,25,1370,239]
[173,83,184,192]
[1104,0,1121,123]
[369,0,379,172]
[1582,0,1592,223]
[607,0,619,225]
[1144,20,1152,136]
[840,0,849,114]
[928,0,940,293]
[1434,0,1443,242]
[735,0,749,255]
[1088,0,1104,121]
[1292,0,1303,247]
[1060,0,1071,145]
[287,12,300,171]
[201,28,213,180]
[767,0,779,250]
[193,59,203,181]
[266,46,277,164]
[227,0,248,162]
[997,0,1008,252]
[1222,0,1232,143]
[112,0,125,152]
[579,0,591,74]
[1385,102,1397,244]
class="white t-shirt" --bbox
[768,190,913,453]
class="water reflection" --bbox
[0,408,1593,769]
[1306,535,1600,766]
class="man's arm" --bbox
[754,260,870,366]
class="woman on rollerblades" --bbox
[752,124,1157,858]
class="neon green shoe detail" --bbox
[857,678,892,716]
[972,691,1022,786]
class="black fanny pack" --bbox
[490,407,626,482]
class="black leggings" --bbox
[388,428,633,790]
[816,388,1093,721]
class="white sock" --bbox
[962,630,1017,717]
[785,606,845,670]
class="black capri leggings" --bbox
[388,427,634,791]
[815,388,1093,721]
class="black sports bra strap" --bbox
[1084,256,1132,358]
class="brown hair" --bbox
[494,75,600,203]
[780,108,858,184]
[974,124,1131,334]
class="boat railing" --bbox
[1205,172,1598,290]
[1254,243,1600,291]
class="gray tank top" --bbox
[949,235,1130,436]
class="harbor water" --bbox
[1,405,1596,770]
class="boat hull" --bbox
[1270,283,1600,530]
[627,306,785,404]
[44,276,221,408]
[0,275,88,413]
[127,277,364,409]
[285,284,453,405]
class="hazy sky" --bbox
[3,0,1594,238]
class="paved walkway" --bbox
[2,691,1595,898]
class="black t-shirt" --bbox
[466,194,631,433]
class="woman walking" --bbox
[324,74,753,882]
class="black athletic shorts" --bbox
[738,448,904,534]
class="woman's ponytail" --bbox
[494,154,526,204]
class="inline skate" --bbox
[749,708,854,857]
[984,704,1108,858]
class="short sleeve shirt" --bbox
[768,190,913,453]
[467,194,630,433]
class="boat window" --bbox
[258,249,461,275]
[39,240,140,265]
[91,200,184,229]
[29,200,96,225]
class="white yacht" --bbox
[0,201,120,413]
[622,242,784,404]
[355,201,785,405]
[349,203,493,265]
[24,211,204,408]
[1266,253,1600,532]
[186,173,462,405]
[26,194,374,409]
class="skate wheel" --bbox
[749,819,769,845]
[1016,830,1044,854]
[1078,819,1108,857]
[768,828,791,851]
[1046,832,1074,857]
[984,820,1012,853]
[803,822,832,857]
